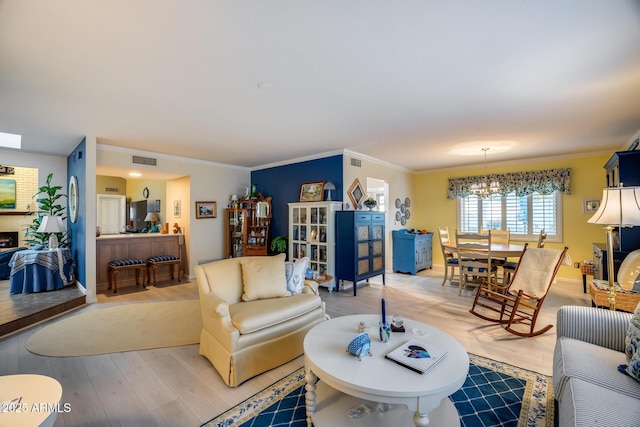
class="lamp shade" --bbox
[324,182,336,191]
[37,215,65,233]
[588,186,640,226]
[144,212,159,222]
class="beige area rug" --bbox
[26,300,202,357]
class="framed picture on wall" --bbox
[196,201,217,219]
[299,181,325,202]
[0,179,16,209]
[583,198,600,214]
[174,200,181,218]
[155,200,161,212]
[348,178,364,210]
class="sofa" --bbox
[553,306,640,426]
[0,247,26,280]
[195,254,328,387]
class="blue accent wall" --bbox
[67,138,87,288]
[251,155,343,245]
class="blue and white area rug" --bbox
[203,353,553,427]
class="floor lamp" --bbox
[588,186,640,311]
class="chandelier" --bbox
[470,147,500,198]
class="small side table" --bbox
[0,374,63,427]
[314,274,334,292]
[579,262,594,293]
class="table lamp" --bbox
[324,182,336,201]
[144,212,159,230]
[588,185,640,311]
[37,215,66,250]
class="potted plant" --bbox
[270,236,288,257]
[24,173,69,248]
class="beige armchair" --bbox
[195,254,327,386]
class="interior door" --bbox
[97,195,126,235]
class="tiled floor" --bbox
[0,279,85,336]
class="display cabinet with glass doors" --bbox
[288,201,342,292]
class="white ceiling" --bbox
[1,1,640,172]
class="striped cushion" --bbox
[109,258,145,267]
[558,377,640,427]
[502,261,518,270]
[461,265,497,274]
[148,255,180,263]
[553,337,639,401]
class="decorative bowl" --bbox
[346,332,372,360]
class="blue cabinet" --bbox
[392,230,433,275]
[335,211,385,295]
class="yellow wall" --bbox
[96,175,126,196]
[413,153,611,281]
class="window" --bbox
[457,191,562,242]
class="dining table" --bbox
[442,242,526,258]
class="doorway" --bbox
[97,194,126,235]
[366,177,388,212]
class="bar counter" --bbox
[96,233,184,291]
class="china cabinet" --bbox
[335,211,386,296]
[288,201,342,291]
[224,197,271,258]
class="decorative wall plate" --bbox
[401,217,407,226]
[405,198,410,207]
[405,209,410,219]
[395,198,401,208]
[68,175,78,223]
[395,211,401,221]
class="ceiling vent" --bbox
[132,155,157,167]
[105,187,120,193]
[350,157,362,167]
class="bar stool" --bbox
[107,258,146,293]
[146,255,182,287]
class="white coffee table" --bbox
[0,374,63,427]
[304,314,469,427]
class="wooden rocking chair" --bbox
[469,244,568,337]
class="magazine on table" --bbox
[385,339,447,374]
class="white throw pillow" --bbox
[285,257,309,295]
[240,254,290,301]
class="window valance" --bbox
[447,168,571,199]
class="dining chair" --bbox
[454,230,498,296]
[490,229,510,244]
[438,227,459,287]
[469,243,568,337]
[502,229,546,284]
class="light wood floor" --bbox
[0,269,591,427]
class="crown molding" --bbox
[416,149,618,174]
[97,143,250,171]
[343,149,414,173]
